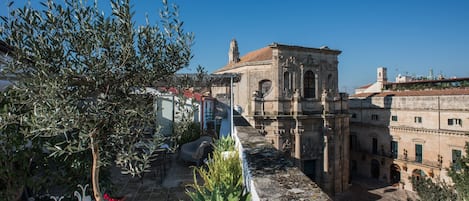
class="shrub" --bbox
[174,120,201,148]
[214,136,235,152]
[186,137,249,201]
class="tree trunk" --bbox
[90,134,103,201]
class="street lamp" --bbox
[209,73,240,137]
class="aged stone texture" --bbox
[212,41,350,194]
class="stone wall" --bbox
[231,115,331,201]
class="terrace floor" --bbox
[110,152,196,201]
[334,177,419,201]
[109,152,419,201]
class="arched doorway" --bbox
[412,169,426,181]
[411,169,427,191]
[371,159,380,179]
[390,164,401,185]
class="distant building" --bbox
[354,67,388,94]
[212,40,350,194]
[154,88,204,136]
[350,67,469,191]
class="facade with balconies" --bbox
[350,67,469,191]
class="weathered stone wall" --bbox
[232,115,331,201]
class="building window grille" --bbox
[350,134,358,151]
[372,138,378,154]
[415,144,423,163]
[448,118,462,126]
[284,72,291,91]
[371,114,379,121]
[391,141,398,159]
[304,70,315,98]
[452,149,462,170]
[414,116,422,123]
[391,115,398,122]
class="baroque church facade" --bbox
[212,40,350,194]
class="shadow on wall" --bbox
[349,94,396,189]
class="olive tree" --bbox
[0,0,193,200]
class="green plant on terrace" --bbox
[186,137,249,201]
[214,135,235,152]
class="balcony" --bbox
[395,154,440,168]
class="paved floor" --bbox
[110,152,197,201]
[334,178,418,201]
[109,153,419,201]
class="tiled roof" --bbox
[351,88,469,98]
[356,83,373,89]
[214,46,273,73]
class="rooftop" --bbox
[214,43,341,73]
[351,88,469,98]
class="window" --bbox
[414,116,422,123]
[372,138,378,154]
[415,144,423,163]
[284,72,290,91]
[304,70,315,98]
[327,74,334,90]
[259,80,272,97]
[371,114,379,121]
[391,141,398,159]
[391,115,398,122]
[351,113,357,118]
[448,118,462,126]
[350,134,357,151]
[452,149,462,170]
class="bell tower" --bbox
[228,39,240,64]
[377,67,387,83]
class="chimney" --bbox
[228,39,240,64]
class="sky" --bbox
[1,0,469,94]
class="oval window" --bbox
[259,79,272,97]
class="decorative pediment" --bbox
[412,138,426,144]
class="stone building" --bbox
[350,67,469,191]
[211,40,350,194]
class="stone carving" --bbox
[281,56,298,67]
[303,55,316,66]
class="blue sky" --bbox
[2,0,469,93]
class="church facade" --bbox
[212,40,350,194]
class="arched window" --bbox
[284,72,290,91]
[328,74,333,88]
[304,70,315,98]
